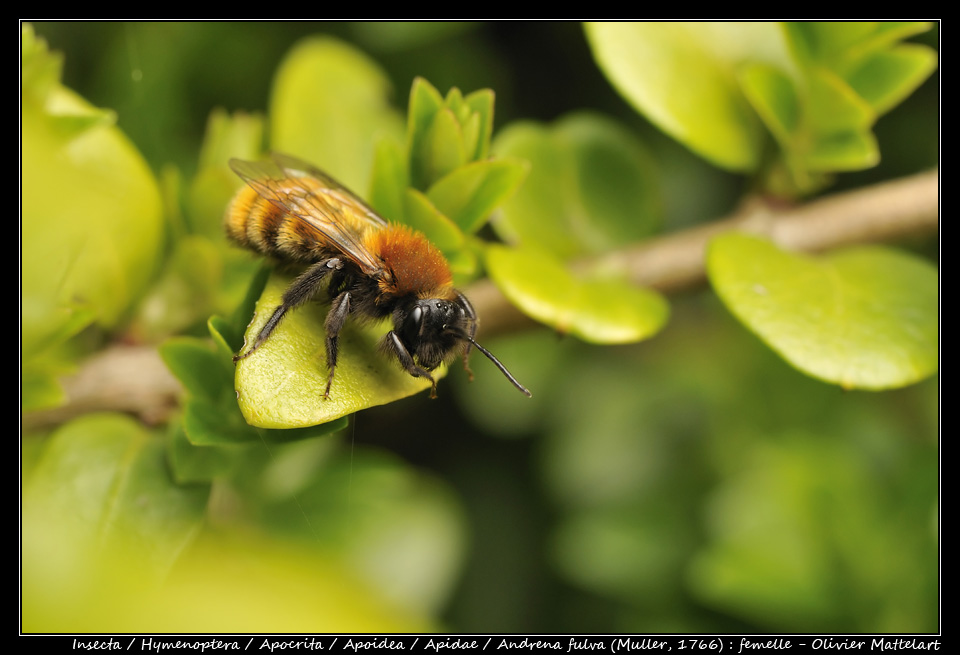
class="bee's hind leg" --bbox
[234,258,342,362]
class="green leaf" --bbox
[254,447,466,615]
[486,245,669,344]
[783,22,931,71]
[739,63,800,146]
[188,108,265,238]
[847,44,938,116]
[160,337,232,403]
[24,519,435,632]
[183,397,257,445]
[209,315,242,359]
[417,108,467,189]
[270,36,403,193]
[464,89,495,160]
[368,136,409,222]
[22,361,70,413]
[804,129,879,171]
[444,86,466,117]
[806,67,875,132]
[23,413,210,577]
[166,420,249,483]
[401,188,466,255]
[426,158,529,234]
[689,431,937,631]
[407,77,446,189]
[22,26,165,352]
[585,22,794,171]
[707,234,938,390]
[234,272,441,428]
[493,112,661,259]
[21,307,94,412]
[132,236,224,341]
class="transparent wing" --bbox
[229,153,387,274]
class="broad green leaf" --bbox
[690,432,937,632]
[270,37,403,193]
[444,86,466,118]
[254,447,466,615]
[22,25,164,356]
[407,77,447,189]
[24,525,435,632]
[131,236,224,341]
[418,108,467,188]
[491,122,578,256]
[486,245,669,344]
[464,89,495,160]
[166,420,249,483]
[182,396,347,445]
[23,413,210,577]
[368,136,409,222]
[408,77,446,139]
[739,63,800,146]
[804,129,879,171]
[183,397,257,445]
[229,263,271,330]
[209,314,243,358]
[585,22,794,171]
[21,308,93,413]
[426,158,529,234]
[847,45,938,116]
[160,337,232,403]
[22,361,70,413]
[806,68,874,132]
[708,234,937,390]
[402,188,467,255]
[234,272,441,428]
[785,22,878,67]
[187,108,264,238]
[493,112,660,259]
[447,247,480,281]
[587,21,934,198]
[783,22,931,71]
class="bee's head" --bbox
[392,295,531,397]
[395,298,471,371]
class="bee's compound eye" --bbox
[410,305,423,328]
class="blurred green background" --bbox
[22,22,938,633]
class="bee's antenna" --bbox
[466,336,532,397]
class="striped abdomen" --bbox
[225,183,333,263]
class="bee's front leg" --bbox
[454,291,478,381]
[382,331,437,398]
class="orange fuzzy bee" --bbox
[225,153,531,399]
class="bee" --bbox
[225,153,531,400]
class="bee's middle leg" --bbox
[323,289,351,398]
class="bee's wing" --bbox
[229,154,386,275]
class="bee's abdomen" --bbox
[225,186,323,262]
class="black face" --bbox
[396,298,472,371]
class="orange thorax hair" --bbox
[364,225,454,300]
